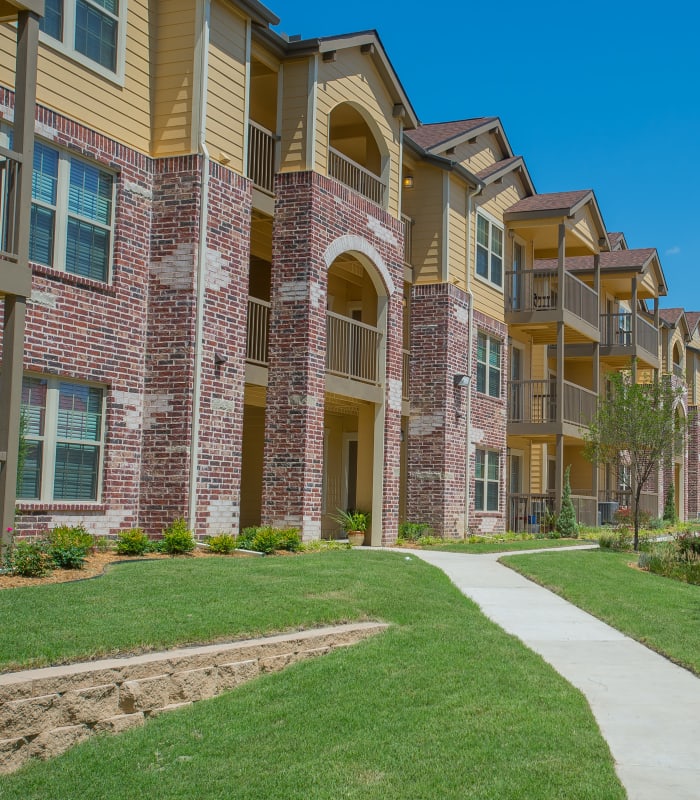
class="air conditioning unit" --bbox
[598,501,619,525]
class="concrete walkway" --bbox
[407,546,700,800]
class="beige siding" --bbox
[205,1,247,172]
[450,131,504,173]
[571,208,598,252]
[403,163,442,284]
[279,58,311,173]
[0,0,152,152]
[152,0,196,156]
[315,49,402,217]
[447,174,467,288]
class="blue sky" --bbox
[273,0,700,311]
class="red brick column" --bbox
[407,283,470,537]
[687,407,699,519]
[262,172,404,543]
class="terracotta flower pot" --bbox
[347,531,365,547]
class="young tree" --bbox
[583,373,687,550]
[555,465,578,538]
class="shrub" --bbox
[416,535,443,547]
[277,528,302,552]
[398,521,430,541]
[598,529,633,551]
[116,528,150,556]
[94,536,112,553]
[236,528,258,550]
[207,533,237,554]
[251,526,282,554]
[161,518,196,554]
[48,525,93,570]
[555,466,578,538]
[5,539,52,577]
[663,483,677,524]
[302,539,351,552]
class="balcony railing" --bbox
[401,214,413,266]
[246,297,270,366]
[506,268,598,328]
[600,312,659,357]
[508,493,555,533]
[508,379,596,428]
[0,145,21,262]
[570,494,598,526]
[326,311,381,383]
[247,121,276,193]
[402,349,409,400]
[673,363,684,379]
[328,147,385,206]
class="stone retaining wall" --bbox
[0,622,387,773]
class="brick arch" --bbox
[323,235,396,297]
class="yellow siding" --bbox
[470,176,525,322]
[279,58,311,173]
[205,1,247,172]
[447,175,467,288]
[151,0,196,156]
[571,208,598,252]
[315,49,402,217]
[450,131,504,173]
[402,163,442,284]
[0,0,152,152]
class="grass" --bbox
[425,538,589,554]
[0,552,624,799]
[503,548,700,675]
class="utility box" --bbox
[598,501,619,526]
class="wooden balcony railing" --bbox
[328,147,385,206]
[0,145,22,262]
[508,379,596,428]
[600,312,659,357]
[402,349,409,400]
[401,214,413,266]
[326,311,381,383]
[246,297,270,365]
[570,494,597,526]
[247,121,277,193]
[506,268,598,328]
[637,316,659,355]
[508,493,555,532]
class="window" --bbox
[475,449,499,511]
[39,0,124,77]
[30,141,115,282]
[476,213,503,288]
[19,376,105,502]
[476,332,501,398]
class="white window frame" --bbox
[475,448,500,512]
[39,0,128,85]
[475,208,504,290]
[20,375,106,504]
[476,331,502,398]
[30,139,117,283]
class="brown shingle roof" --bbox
[506,190,592,214]
[534,248,657,273]
[658,308,685,326]
[475,156,522,181]
[405,117,497,150]
[608,232,625,249]
[685,312,700,334]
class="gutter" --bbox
[189,0,212,531]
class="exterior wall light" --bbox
[402,175,414,189]
[453,374,470,388]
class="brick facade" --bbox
[262,171,404,544]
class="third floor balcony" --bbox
[600,311,659,369]
[507,377,597,438]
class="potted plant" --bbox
[332,509,370,546]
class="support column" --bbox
[592,253,600,506]
[631,276,638,383]
[555,321,565,514]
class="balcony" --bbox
[246,300,381,385]
[507,378,597,436]
[247,121,277,194]
[600,312,659,369]
[328,147,385,206]
[0,145,21,265]
[505,268,599,342]
[508,491,598,531]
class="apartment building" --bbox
[0,0,691,546]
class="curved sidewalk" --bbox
[409,546,700,800]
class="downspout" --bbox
[189,0,211,530]
[464,183,482,536]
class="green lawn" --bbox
[503,549,700,675]
[425,538,589,555]
[0,552,624,799]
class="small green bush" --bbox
[161,518,196,554]
[116,528,150,556]
[236,528,257,550]
[676,532,700,559]
[5,540,52,577]
[598,529,633,551]
[48,525,93,569]
[416,535,443,547]
[207,533,237,554]
[301,539,351,552]
[398,521,430,541]
[277,528,302,552]
[93,536,112,553]
[251,526,282,554]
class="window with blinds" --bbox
[476,332,502,398]
[18,376,105,502]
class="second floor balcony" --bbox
[328,147,385,207]
[505,268,599,342]
[600,312,659,369]
[247,121,277,194]
[246,298,381,386]
[507,378,597,437]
